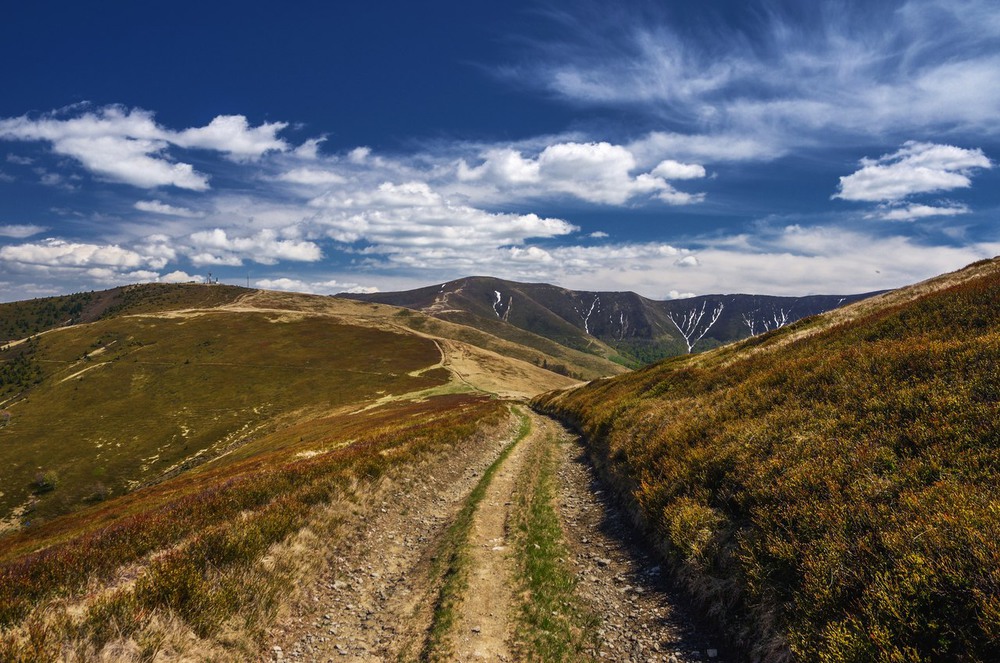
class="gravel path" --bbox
[268,410,732,662]
[552,420,731,663]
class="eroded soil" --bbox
[269,411,728,662]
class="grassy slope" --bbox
[0,394,507,659]
[0,282,539,658]
[534,258,1000,662]
[0,307,445,529]
[394,309,627,381]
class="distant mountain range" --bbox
[340,276,880,366]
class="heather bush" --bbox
[535,261,1000,662]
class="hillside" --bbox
[341,276,876,366]
[0,284,586,532]
[0,277,739,661]
[534,257,1000,662]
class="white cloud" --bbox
[254,277,377,295]
[134,199,203,218]
[514,0,1000,149]
[456,141,706,205]
[160,270,203,283]
[6,154,33,166]
[309,180,578,263]
[629,131,784,164]
[835,142,992,203]
[187,228,322,266]
[348,146,372,164]
[0,224,45,238]
[589,231,609,238]
[294,137,326,160]
[651,159,706,180]
[874,203,970,221]
[458,147,540,184]
[0,238,153,269]
[675,255,700,267]
[173,115,288,162]
[277,167,347,185]
[0,105,290,190]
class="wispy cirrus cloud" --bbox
[510,0,1000,154]
[0,224,46,238]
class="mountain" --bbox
[340,276,878,366]
[534,257,1000,662]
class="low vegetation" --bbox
[0,292,96,342]
[511,425,597,661]
[0,394,506,659]
[534,259,1000,662]
[0,307,446,527]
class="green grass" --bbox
[511,426,598,661]
[0,309,447,528]
[534,258,1000,662]
[422,407,532,661]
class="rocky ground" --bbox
[553,422,729,662]
[268,410,731,662]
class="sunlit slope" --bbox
[0,304,446,529]
[0,284,581,532]
[534,257,1000,662]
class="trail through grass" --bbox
[511,418,598,661]
[421,407,532,661]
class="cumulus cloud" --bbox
[0,224,45,238]
[651,159,706,180]
[309,180,578,255]
[254,277,377,295]
[134,199,203,218]
[457,141,706,205]
[172,115,288,162]
[0,238,155,269]
[160,270,203,283]
[675,255,700,267]
[0,105,289,190]
[835,142,992,203]
[187,228,322,266]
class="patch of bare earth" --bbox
[268,408,733,662]
[447,412,541,661]
[552,417,730,663]
[268,415,521,662]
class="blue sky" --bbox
[1,0,998,301]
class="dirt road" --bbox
[269,409,726,662]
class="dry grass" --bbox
[535,258,1000,662]
[0,395,507,660]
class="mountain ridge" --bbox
[340,275,881,365]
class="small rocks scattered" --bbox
[556,431,729,662]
